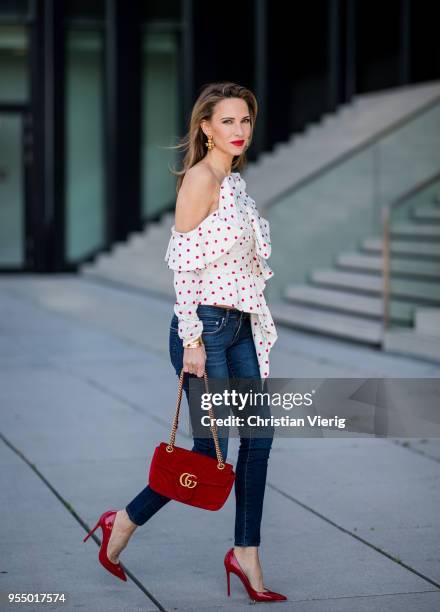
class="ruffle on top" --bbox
[198,242,266,313]
[233,173,274,283]
[164,172,273,278]
[165,172,277,378]
[242,194,274,282]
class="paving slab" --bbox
[1,276,440,611]
[0,444,159,611]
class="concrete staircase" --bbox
[271,193,440,360]
[80,81,440,362]
[81,82,440,294]
[81,211,176,299]
[247,81,440,208]
[383,307,440,362]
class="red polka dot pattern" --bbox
[164,172,278,378]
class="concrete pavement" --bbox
[1,275,439,611]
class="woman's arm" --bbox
[173,269,203,345]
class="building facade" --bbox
[0,0,438,272]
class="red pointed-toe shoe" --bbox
[83,510,127,582]
[224,548,287,603]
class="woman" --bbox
[83,82,286,603]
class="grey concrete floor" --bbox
[1,275,439,612]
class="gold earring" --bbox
[205,134,214,151]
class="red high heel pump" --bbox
[224,548,287,603]
[83,510,127,582]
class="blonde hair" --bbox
[168,82,258,194]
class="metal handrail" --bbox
[382,171,440,334]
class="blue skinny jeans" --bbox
[125,305,274,546]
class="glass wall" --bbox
[65,27,105,262]
[0,112,24,265]
[0,24,28,102]
[0,22,28,266]
[265,99,440,303]
[141,27,179,220]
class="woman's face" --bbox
[202,97,252,156]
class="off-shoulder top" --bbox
[164,171,277,378]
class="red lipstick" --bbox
[231,140,245,146]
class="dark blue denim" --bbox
[125,305,274,546]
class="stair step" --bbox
[127,225,169,247]
[412,206,440,222]
[415,308,440,337]
[383,329,440,363]
[96,247,169,268]
[270,301,382,344]
[91,254,166,275]
[361,237,440,259]
[161,211,175,225]
[81,260,174,297]
[336,252,440,280]
[390,223,440,240]
[284,284,413,323]
[310,269,440,303]
[113,233,169,255]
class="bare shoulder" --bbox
[175,165,218,233]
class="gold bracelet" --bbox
[183,336,204,349]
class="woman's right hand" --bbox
[183,344,206,378]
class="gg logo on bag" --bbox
[179,472,198,488]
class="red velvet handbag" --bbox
[148,369,236,511]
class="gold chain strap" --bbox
[166,369,226,470]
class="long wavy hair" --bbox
[168,82,258,195]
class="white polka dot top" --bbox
[164,171,278,379]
